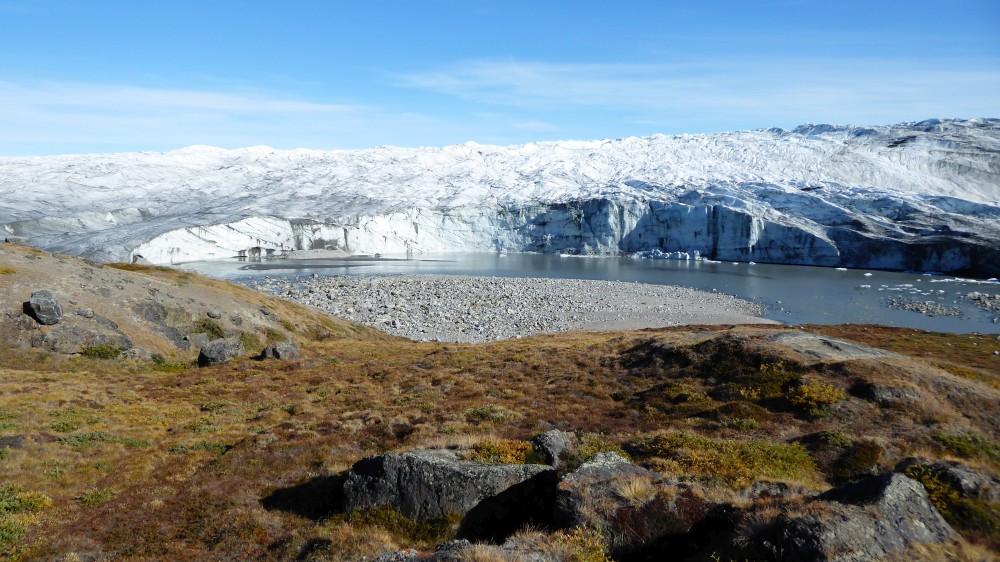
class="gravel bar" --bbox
[240,274,777,343]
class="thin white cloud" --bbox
[396,58,1000,126]
[0,81,380,153]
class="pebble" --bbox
[239,274,769,343]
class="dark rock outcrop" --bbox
[342,450,554,522]
[531,429,574,468]
[25,290,62,325]
[197,337,245,367]
[260,343,300,360]
[764,473,957,561]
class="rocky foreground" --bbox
[241,274,774,342]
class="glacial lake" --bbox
[179,253,1000,334]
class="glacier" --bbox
[1,118,999,276]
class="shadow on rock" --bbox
[261,473,346,521]
[457,469,559,543]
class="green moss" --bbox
[577,433,630,463]
[169,441,232,455]
[470,439,542,464]
[785,380,845,418]
[76,487,113,507]
[340,506,459,546]
[464,404,513,423]
[239,331,262,354]
[0,483,52,551]
[58,431,148,450]
[81,344,123,359]
[933,432,1000,468]
[903,464,1000,548]
[191,319,226,339]
[630,431,819,487]
[151,353,188,372]
[832,440,883,481]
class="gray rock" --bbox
[260,343,300,360]
[29,317,132,355]
[185,333,211,350]
[766,474,956,561]
[531,429,574,468]
[197,337,245,367]
[207,310,222,319]
[75,308,95,319]
[0,435,27,449]
[342,449,553,521]
[852,381,923,407]
[25,290,62,325]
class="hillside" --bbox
[1,244,999,560]
[2,119,999,275]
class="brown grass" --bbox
[0,271,998,559]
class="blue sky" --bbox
[0,0,997,155]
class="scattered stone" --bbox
[530,429,574,468]
[259,343,300,360]
[75,308,95,319]
[25,290,62,325]
[185,333,211,350]
[207,310,222,319]
[886,297,961,316]
[197,337,245,367]
[241,274,770,343]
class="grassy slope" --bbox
[1,248,999,560]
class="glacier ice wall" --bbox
[2,118,999,275]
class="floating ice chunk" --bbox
[836,267,847,271]
[864,272,873,277]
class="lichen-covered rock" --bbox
[342,449,554,522]
[531,429,574,468]
[555,452,711,556]
[197,337,245,367]
[26,290,62,325]
[765,474,956,561]
[29,316,132,354]
[260,343,300,360]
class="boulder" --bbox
[851,381,923,407]
[260,343,300,360]
[197,337,245,367]
[531,429,574,468]
[555,452,711,556]
[765,474,956,561]
[29,316,132,355]
[25,290,62,325]
[342,449,554,522]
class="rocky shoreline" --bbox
[239,274,775,342]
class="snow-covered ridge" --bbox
[2,118,999,275]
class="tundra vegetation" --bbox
[0,244,998,560]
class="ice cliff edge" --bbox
[2,118,998,275]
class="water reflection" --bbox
[178,253,1000,334]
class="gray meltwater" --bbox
[179,252,1000,334]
